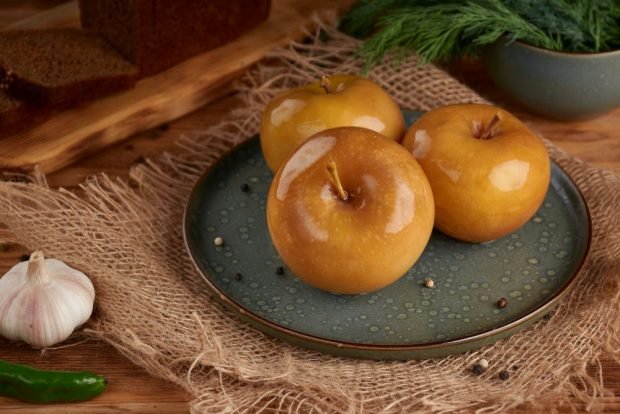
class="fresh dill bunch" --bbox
[339,0,423,38]
[340,0,620,66]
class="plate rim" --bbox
[183,135,592,355]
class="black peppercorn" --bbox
[20,254,30,262]
[133,155,147,165]
[472,364,485,375]
[499,370,510,381]
[275,266,284,275]
[235,272,243,281]
[240,183,250,192]
[497,298,508,308]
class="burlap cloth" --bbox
[1,22,619,413]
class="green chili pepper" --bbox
[0,359,106,403]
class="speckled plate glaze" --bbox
[184,112,591,360]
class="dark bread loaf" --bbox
[79,0,271,76]
[0,29,138,105]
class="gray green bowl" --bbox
[483,38,620,120]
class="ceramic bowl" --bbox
[483,38,620,120]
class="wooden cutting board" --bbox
[0,0,353,174]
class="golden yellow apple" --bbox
[260,74,404,172]
[267,126,434,294]
[402,104,550,243]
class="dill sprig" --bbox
[340,0,620,66]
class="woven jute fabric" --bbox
[1,22,619,413]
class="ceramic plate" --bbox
[184,112,591,359]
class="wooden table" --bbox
[0,2,618,413]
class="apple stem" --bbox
[327,161,349,201]
[478,113,502,140]
[320,76,335,94]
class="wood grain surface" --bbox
[0,1,618,413]
[0,0,352,175]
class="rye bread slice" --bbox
[0,29,138,105]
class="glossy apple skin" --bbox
[402,104,550,243]
[267,127,434,294]
[260,74,405,173]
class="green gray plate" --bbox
[184,112,591,360]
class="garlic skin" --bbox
[0,251,95,348]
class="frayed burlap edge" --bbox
[0,20,619,414]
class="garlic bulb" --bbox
[0,251,95,348]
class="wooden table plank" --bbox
[0,339,189,413]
